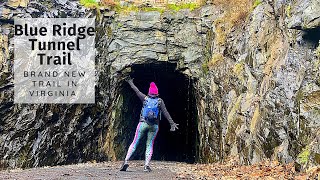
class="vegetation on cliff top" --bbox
[80,0,201,13]
[80,0,100,8]
[115,3,201,14]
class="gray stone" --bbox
[288,0,320,29]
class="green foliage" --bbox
[80,0,99,8]
[114,3,199,14]
[233,61,245,81]
[113,4,165,14]
[117,22,123,28]
[286,5,292,17]
[315,153,320,164]
[106,26,113,37]
[202,62,209,75]
[296,89,304,106]
[252,0,262,9]
[167,3,200,11]
[141,7,165,13]
[114,4,138,14]
[298,146,310,165]
[79,1,200,14]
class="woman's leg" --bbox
[145,124,159,166]
[124,122,146,162]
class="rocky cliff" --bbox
[0,0,319,171]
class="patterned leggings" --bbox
[125,121,159,166]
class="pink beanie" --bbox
[148,82,158,95]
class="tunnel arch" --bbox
[115,62,199,163]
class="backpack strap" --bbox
[157,98,161,107]
[143,96,148,106]
[157,98,162,120]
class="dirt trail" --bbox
[0,161,178,180]
[0,160,310,180]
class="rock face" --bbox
[0,0,319,171]
[288,0,320,29]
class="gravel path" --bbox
[0,160,307,179]
[0,161,180,180]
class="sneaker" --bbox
[120,162,129,171]
[144,165,152,172]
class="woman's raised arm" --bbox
[126,78,146,102]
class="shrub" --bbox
[285,4,291,17]
[202,62,209,74]
[80,0,116,9]
[167,3,200,11]
[252,0,262,10]
[141,7,165,13]
[114,4,139,14]
[298,146,310,165]
[233,62,244,75]
[113,1,201,14]
[80,0,99,8]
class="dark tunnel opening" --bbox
[302,28,320,48]
[119,63,199,163]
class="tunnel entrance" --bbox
[302,27,320,48]
[119,63,199,163]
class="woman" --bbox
[120,78,179,172]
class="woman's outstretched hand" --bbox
[125,77,134,84]
[170,122,179,131]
